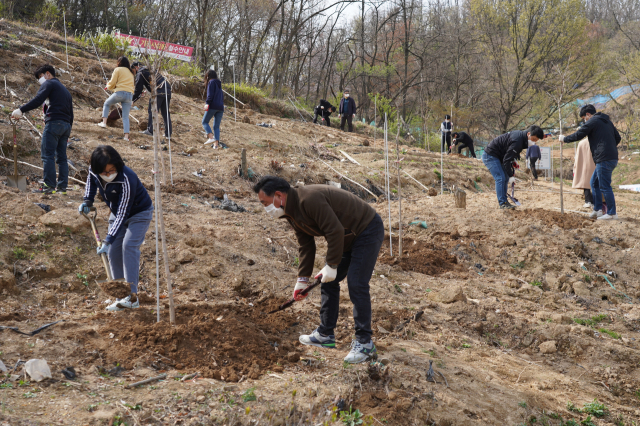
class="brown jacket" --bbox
[573,139,596,189]
[282,185,377,278]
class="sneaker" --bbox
[54,188,67,195]
[500,202,516,210]
[97,122,107,128]
[583,202,593,209]
[106,295,139,311]
[344,340,377,364]
[32,185,55,194]
[589,210,603,219]
[597,214,619,221]
[140,130,153,136]
[123,137,130,142]
[204,138,216,145]
[299,328,336,349]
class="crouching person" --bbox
[253,176,384,363]
[79,146,154,310]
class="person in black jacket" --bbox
[526,141,541,180]
[482,125,544,209]
[11,64,73,194]
[560,104,621,220]
[338,89,357,132]
[313,99,336,127]
[131,62,172,138]
[452,131,476,158]
[441,115,453,154]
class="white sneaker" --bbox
[589,210,603,219]
[597,214,619,221]
[582,202,593,209]
[106,295,139,311]
[97,122,107,128]
[299,328,336,349]
[343,340,377,364]
[204,138,216,145]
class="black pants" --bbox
[584,189,593,204]
[313,114,331,127]
[317,214,384,343]
[147,94,172,137]
[340,115,353,132]
[530,157,539,179]
[457,142,476,158]
[442,133,451,153]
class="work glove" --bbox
[293,277,310,301]
[11,108,23,120]
[78,202,92,214]
[204,104,209,111]
[559,135,565,142]
[508,177,516,185]
[315,265,337,283]
[96,242,110,255]
[320,106,324,109]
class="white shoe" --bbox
[597,214,619,221]
[204,138,216,145]
[299,328,336,349]
[106,295,139,311]
[582,202,593,209]
[97,122,107,128]
[589,210,603,219]
[343,340,377,364]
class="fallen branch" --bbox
[125,373,167,389]
[318,159,378,200]
[0,155,86,185]
[339,150,360,165]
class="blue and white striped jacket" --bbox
[84,166,153,244]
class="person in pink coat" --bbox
[573,138,596,209]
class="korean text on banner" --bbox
[118,33,194,62]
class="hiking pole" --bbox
[268,277,322,314]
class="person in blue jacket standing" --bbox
[202,70,225,149]
[78,146,154,311]
[11,64,74,194]
[338,89,357,132]
[526,139,541,180]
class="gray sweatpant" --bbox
[107,207,154,293]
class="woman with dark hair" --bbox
[202,69,224,149]
[98,56,135,141]
[78,145,154,311]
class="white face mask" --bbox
[264,203,284,218]
[344,94,349,98]
[101,172,117,183]
[38,76,46,85]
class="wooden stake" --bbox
[0,156,85,185]
[151,76,175,325]
[384,114,392,254]
[241,148,248,178]
[395,114,402,258]
[559,104,564,214]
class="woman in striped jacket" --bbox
[78,145,154,311]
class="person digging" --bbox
[253,176,384,363]
[79,146,154,311]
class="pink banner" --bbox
[117,33,194,62]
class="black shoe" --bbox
[140,130,153,136]
[500,202,516,210]
[55,188,67,195]
[33,185,55,194]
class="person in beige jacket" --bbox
[573,138,596,208]
[98,56,135,141]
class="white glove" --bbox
[508,177,516,185]
[315,265,338,283]
[559,135,565,142]
[204,104,209,111]
[11,108,23,120]
[293,278,309,301]
[320,106,324,109]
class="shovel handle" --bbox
[269,277,322,314]
[82,206,113,281]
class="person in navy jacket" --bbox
[202,69,225,149]
[79,146,154,311]
[338,89,357,132]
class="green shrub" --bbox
[77,29,131,58]
[222,83,267,106]
[165,59,203,79]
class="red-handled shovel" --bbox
[268,277,322,314]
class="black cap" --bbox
[445,114,451,120]
[131,61,141,68]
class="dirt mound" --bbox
[92,299,300,382]
[146,179,224,199]
[98,280,131,299]
[511,208,590,229]
[378,237,460,275]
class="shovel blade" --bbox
[6,175,27,191]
